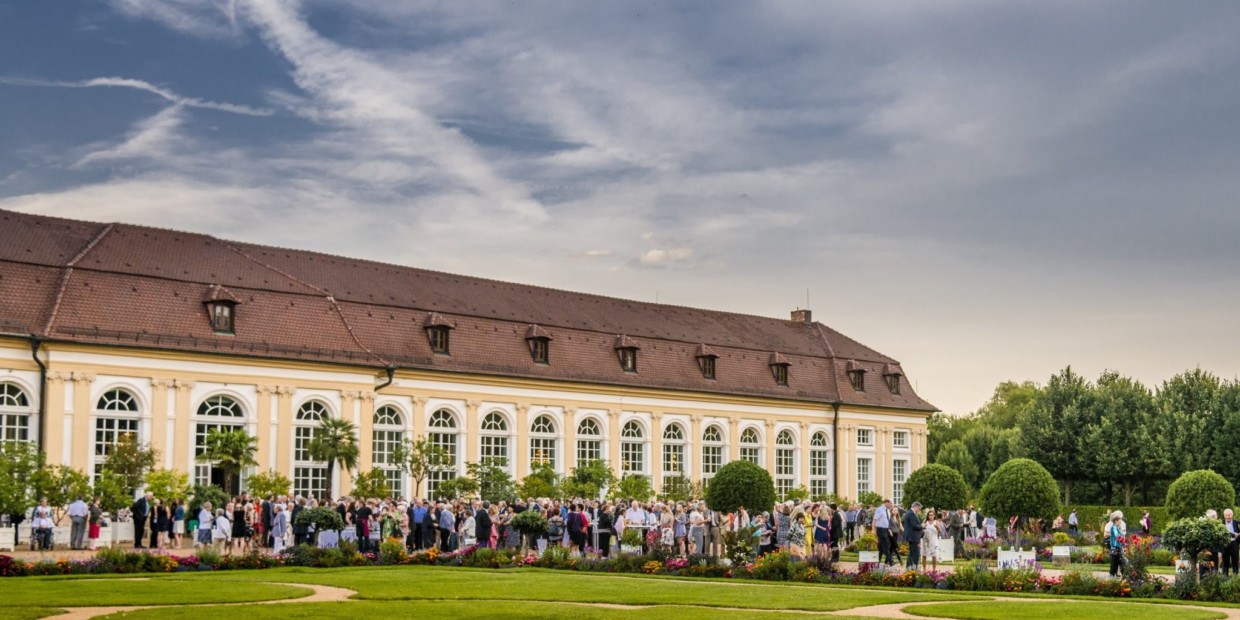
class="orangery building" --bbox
[0,209,936,504]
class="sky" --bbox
[2,1,1239,415]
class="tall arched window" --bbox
[427,409,459,498]
[701,425,725,480]
[576,417,602,464]
[775,429,796,498]
[293,400,330,499]
[620,420,645,475]
[810,432,831,498]
[93,388,140,480]
[0,382,32,442]
[373,405,406,498]
[479,412,510,467]
[529,414,558,470]
[194,395,245,490]
[739,427,761,464]
[662,423,686,477]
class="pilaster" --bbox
[255,385,274,472]
[515,404,530,478]
[562,407,577,473]
[275,386,294,476]
[465,400,480,468]
[607,410,621,478]
[689,415,702,483]
[70,372,95,470]
[171,379,195,473]
[43,372,69,465]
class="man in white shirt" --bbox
[195,503,214,548]
[67,496,90,550]
[32,498,54,551]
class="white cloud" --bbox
[0,75,272,116]
[76,104,187,166]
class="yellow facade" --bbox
[0,336,929,504]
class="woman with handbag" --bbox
[1107,510,1127,578]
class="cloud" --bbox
[76,104,188,166]
[0,76,272,116]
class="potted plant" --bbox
[856,533,880,564]
[620,527,643,554]
[509,509,547,553]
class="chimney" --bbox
[791,309,812,323]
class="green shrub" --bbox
[293,506,344,531]
[1163,516,1230,573]
[1166,470,1235,521]
[379,538,407,565]
[1062,506,1170,534]
[979,458,1060,522]
[705,460,776,514]
[903,464,970,511]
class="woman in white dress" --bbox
[462,509,477,547]
[921,509,946,572]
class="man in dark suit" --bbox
[131,492,152,549]
[1223,509,1240,576]
[291,498,307,546]
[903,501,924,570]
[475,500,492,548]
[829,503,845,561]
[261,496,274,548]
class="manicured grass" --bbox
[188,566,971,611]
[0,611,62,620]
[904,600,1228,620]
[0,578,313,608]
[94,600,877,620]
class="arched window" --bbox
[620,420,645,475]
[193,395,245,490]
[701,424,725,480]
[662,423,686,476]
[576,417,602,464]
[373,405,406,498]
[529,414,557,470]
[427,409,459,498]
[740,427,761,464]
[775,429,796,498]
[810,431,831,498]
[0,382,32,442]
[93,388,140,481]
[293,400,330,499]
[479,411,510,467]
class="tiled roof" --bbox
[0,208,935,412]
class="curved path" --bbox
[30,582,1240,620]
[38,582,357,620]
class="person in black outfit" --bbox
[829,503,845,562]
[261,497,274,548]
[291,498,307,546]
[475,500,493,548]
[131,493,152,549]
[152,499,170,549]
[596,503,613,558]
[355,501,373,553]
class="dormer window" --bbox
[614,335,640,373]
[695,344,718,380]
[846,360,866,392]
[769,352,790,386]
[211,302,235,333]
[882,364,903,394]
[424,312,455,355]
[525,325,552,364]
[202,284,240,335]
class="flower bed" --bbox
[0,539,1235,603]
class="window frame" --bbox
[427,326,451,354]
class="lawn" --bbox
[904,600,1228,620]
[2,579,312,607]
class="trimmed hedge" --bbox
[1063,506,1170,534]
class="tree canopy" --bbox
[903,463,970,511]
[1165,469,1235,521]
[979,458,1061,523]
[704,460,776,514]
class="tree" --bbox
[0,441,43,518]
[293,506,344,532]
[1165,469,1236,521]
[92,470,130,517]
[307,417,360,493]
[559,459,616,500]
[196,428,258,495]
[101,435,158,498]
[466,460,515,503]
[1163,517,1231,574]
[979,458,1061,545]
[509,509,547,552]
[31,465,92,524]
[1156,369,1223,474]
[188,483,229,517]
[1086,372,1165,505]
[704,460,776,514]
[610,474,655,502]
[143,468,190,503]
[246,469,292,499]
[903,464,970,511]
[436,475,479,499]
[517,464,561,499]
[1021,367,1094,504]
[391,436,448,499]
[353,469,395,499]
[935,440,980,488]
[658,474,699,503]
